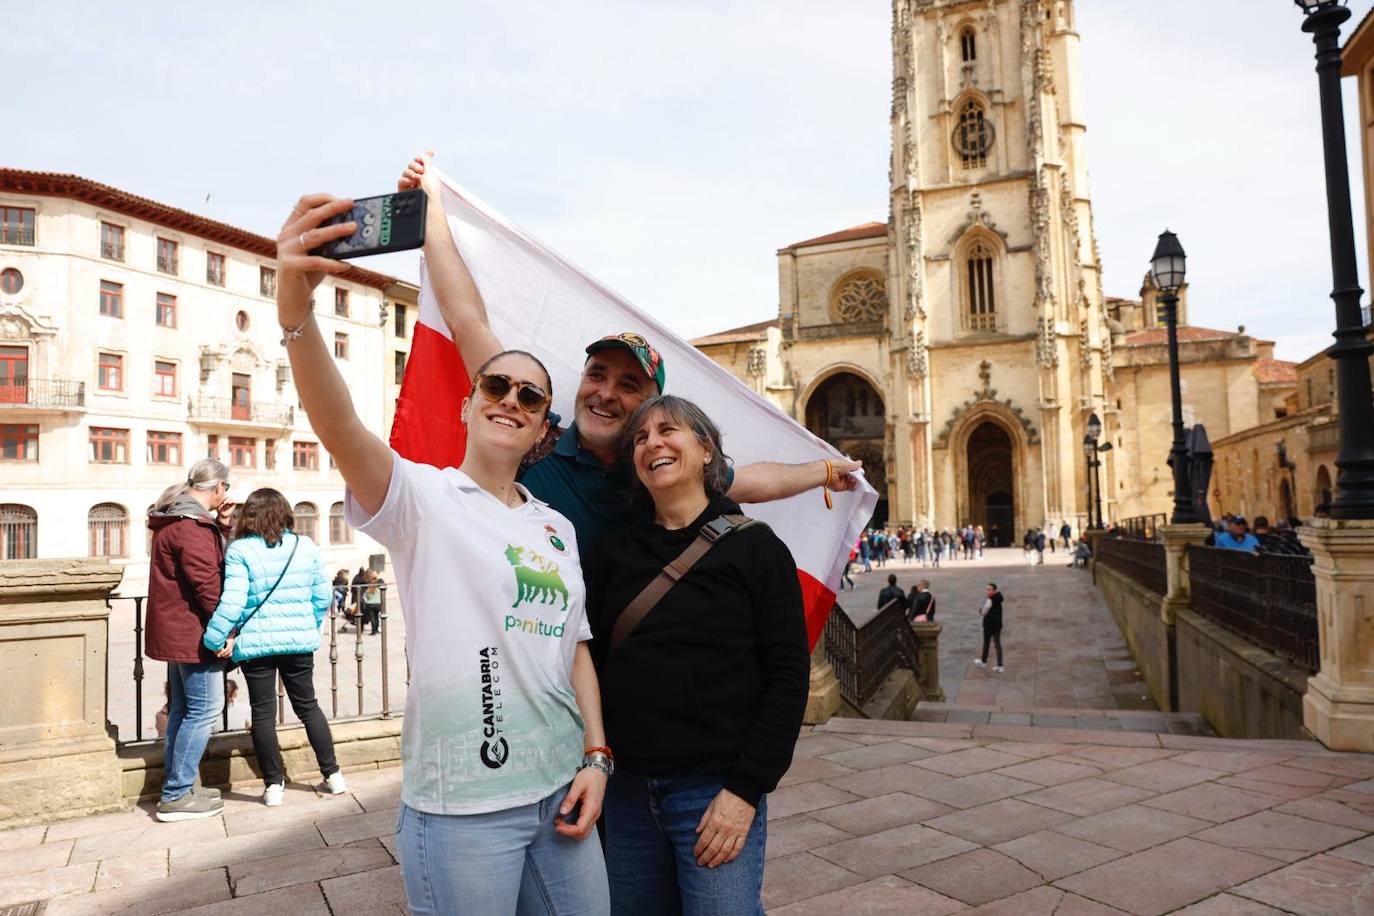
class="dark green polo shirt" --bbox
[519,423,733,557]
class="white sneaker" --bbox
[324,772,348,795]
[263,782,285,807]
[973,659,986,667]
[993,666,1005,672]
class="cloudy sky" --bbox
[7,0,1369,362]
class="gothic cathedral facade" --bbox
[694,0,1116,540]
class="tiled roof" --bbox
[1252,357,1298,385]
[783,222,888,250]
[690,318,778,347]
[0,168,396,289]
[1119,326,1242,347]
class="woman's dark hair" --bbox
[232,488,295,546]
[470,349,555,419]
[620,395,733,501]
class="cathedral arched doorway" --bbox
[966,421,1014,546]
[804,371,888,526]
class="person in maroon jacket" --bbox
[145,458,234,822]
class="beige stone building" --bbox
[0,169,396,582]
[695,0,1294,536]
[382,279,420,438]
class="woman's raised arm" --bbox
[276,194,394,516]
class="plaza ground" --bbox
[5,549,1370,913]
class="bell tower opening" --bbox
[805,372,888,526]
[966,421,1015,546]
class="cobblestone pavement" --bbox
[837,546,1155,711]
[4,721,1372,914]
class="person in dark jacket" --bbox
[145,458,233,822]
[591,395,808,916]
[907,580,935,622]
[878,574,906,613]
[1034,529,1046,565]
[974,582,1005,672]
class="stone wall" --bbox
[1175,609,1308,741]
[1093,559,1309,741]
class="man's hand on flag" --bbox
[827,458,864,493]
[399,150,441,197]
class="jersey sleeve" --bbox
[344,451,443,548]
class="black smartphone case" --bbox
[312,190,427,260]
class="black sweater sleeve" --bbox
[723,531,810,807]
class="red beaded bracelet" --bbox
[584,745,614,759]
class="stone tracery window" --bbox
[830,271,888,324]
[962,238,999,332]
[953,99,993,170]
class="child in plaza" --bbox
[974,582,1005,672]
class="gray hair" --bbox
[150,457,230,514]
[621,395,732,501]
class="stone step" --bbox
[913,701,1216,736]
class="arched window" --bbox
[962,238,998,331]
[88,503,128,558]
[953,99,993,170]
[1316,466,1333,511]
[0,504,36,559]
[329,501,351,545]
[960,27,977,63]
[294,502,318,542]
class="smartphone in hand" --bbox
[311,190,427,260]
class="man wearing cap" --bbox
[400,152,862,554]
[1215,515,1260,553]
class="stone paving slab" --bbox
[3,721,1372,914]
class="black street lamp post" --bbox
[1295,0,1374,519]
[1084,413,1112,529]
[1150,230,1203,525]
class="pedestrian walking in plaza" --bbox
[591,396,809,915]
[331,569,349,622]
[840,549,856,590]
[146,458,234,822]
[974,582,1005,672]
[1022,529,1036,566]
[273,193,613,914]
[859,534,873,573]
[878,573,906,613]
[203,488,344,807]
[1060,521,1072,550]
[1034,529,1046,565]
[907,579,935,623]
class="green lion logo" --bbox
[504,545,570,611]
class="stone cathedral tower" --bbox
[888,0,1113,536]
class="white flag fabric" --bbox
[390,171,878,646]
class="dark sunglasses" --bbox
[474,373,550,414]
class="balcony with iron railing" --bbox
[0,378,86,411]
[0,227,35,246]
[187,395,294,429]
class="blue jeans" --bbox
[396,784,609,916]
[162,660,225,803]
[604,771,767,916]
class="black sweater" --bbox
[588,496,810,806]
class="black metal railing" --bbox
[187,396,294,427]
[1118,514,1167,541]
[108,583,398,745]
[0,227,35,246]
[0,378,85,409]
[1096,536,1168,596]
[1186,545,1319,673]
[825,599,920,709]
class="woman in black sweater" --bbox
[589,395,809,916]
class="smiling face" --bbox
[574,348,657,457]
[631,406,709,499]
[461,352,551,458]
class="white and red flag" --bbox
[389,172,878,648]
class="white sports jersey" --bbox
[347,453,589,815]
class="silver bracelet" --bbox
[280,316,312,346]
[580,752,613,777]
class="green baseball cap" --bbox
[584,332,666,392]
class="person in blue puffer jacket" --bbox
[203,488,345,807]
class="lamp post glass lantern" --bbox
[1150,230,1202,525]
[1294,0,1374,519]
[1083,435,1097,529]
